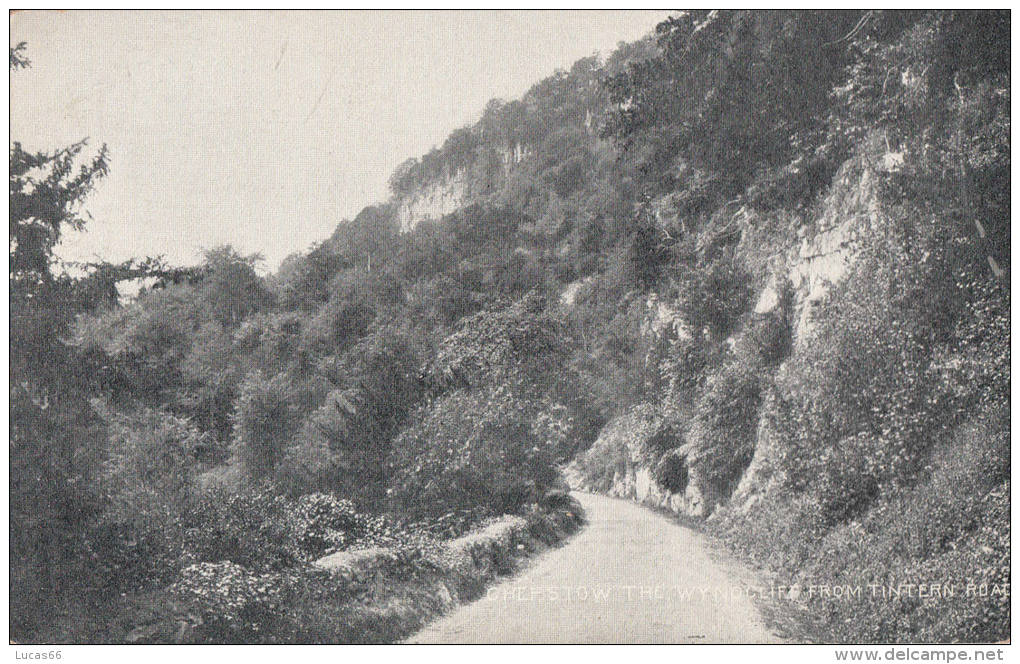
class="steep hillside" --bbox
[12,11,1008,644]
[325,10,1008,642]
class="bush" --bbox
[674,250,753,341]
[574,404,669,491]
[687,360,761,500]
[424,294,569,395]
[539,490,575,510]
[933,276,1009,420]
[812,432,883,525]
[389,386,560,519]
[290,493,387,559]
[301,294,374,356]
[177,320,246,452]
[714,407,1009,644]
[660,334,719,403]
[767,224,977,510]
[892,407,1009,560]
[277,331,422,503]
[87,406,208,594]
[72,284,199,398]
[101,405,206,498]
[180,487,399,576]
[86,509,189,595]
[172,561,285,642]
[236,311,306,377]
[652,449,689,494]
[406,275,480,326]
[735,284,793,367]
[274,412,336,497]
[184,487,299,573]
[232,371,298,482]
[575,431,630,493]
[573,293,664,411]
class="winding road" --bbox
[407,492,784,644]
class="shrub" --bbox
[406,275,480,325]
[86,508,189,595]
[172,561,285,642]
[183,487,299,573]
[933,276,1009,420]
[767,221,977,510]
[274,413,336,497]
[101,405,206,498]
[812,432,883,525]
[652,449,689,494]
[674,250,753,341]
[574,404,668,490]
[232,371,298,482]
[531,381,606,464]
[301,294,374,356]
[735,284,793,367]
[574,293,664,411]
[575,431,630,493]
[177,320,246,451]
[531,402,574,462]
[424,294,569,395]
[660,334,719,403]
[891,406,1009,560]
[277,331,422,502]
[72,284,199,398]
[87,406,208,593]
[640,421,683,463]
[627,213,669,290]
[389,386,560,519]
[687,360,761,500]
[714,407,1010,644]
[539,490,575,510]
[290,493,387,559]
[236,311,306,376]
[408,506,493,540]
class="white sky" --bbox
[10,10,668,271]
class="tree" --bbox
[195,246,273,327]
[388,385,560,519]
[603,11,863,194]
[10,139,108,285]
[10,43,112,640]
[278,331,422,503]
[627,209,668,290]
[232,371,298,482]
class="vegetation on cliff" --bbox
[10,11,1009,643]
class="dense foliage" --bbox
[11,11,1009,643]
[576,10,1007,642]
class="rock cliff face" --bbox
[566,405,710,518]
[573,141,894,520]
[728,144,891,515]
[758,145,886,343]
[397,171,468,233]
[395,143,531,233]
[604,464,710,518]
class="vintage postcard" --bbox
[8,9,1011,656]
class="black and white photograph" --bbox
[7,9,1012,654]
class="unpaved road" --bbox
[407,492,783,644]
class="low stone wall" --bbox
[566,406,710,519]
[308,506,584,643]
[314,515,534,576]
[576,459,708,519]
